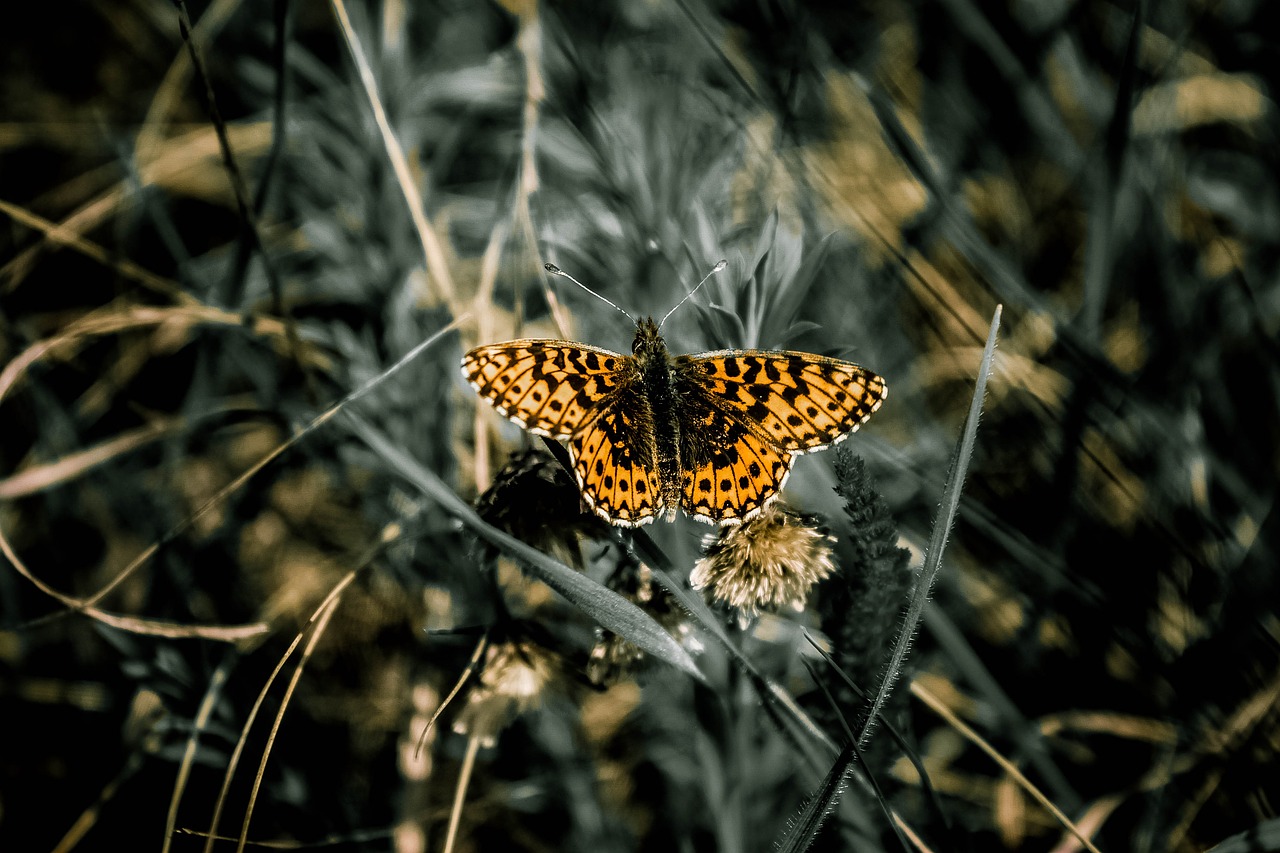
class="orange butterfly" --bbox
[462,269,886,527]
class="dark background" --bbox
[1,0,1276,850]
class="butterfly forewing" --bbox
[462,341,634,438]
[678,352,887,453]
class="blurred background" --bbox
[1,0,1277,850]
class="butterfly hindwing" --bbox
[569,390,661,526]
[679,416,792,524]
[676,351,886,452]
[462,340,634,439]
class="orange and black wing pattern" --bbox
[462,341,634,439]
[568,385,662,526]
[671,351,886,524]
[463,340,663,526]
[676,351,886,453]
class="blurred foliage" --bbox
[1,0,1278,850]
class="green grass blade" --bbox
[346,412,704,682]
[858,304,1002,745]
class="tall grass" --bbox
[1,1,1276,850]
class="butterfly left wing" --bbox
[675,351,886,453]
[569,388,662,526]
[462,340,633,439]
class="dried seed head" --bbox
[452,640,555,746]
[690,503,836,616]
[587,559,691,686]
[475,447,609,568]
[587,632,648,687]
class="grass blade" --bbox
[346,413,704,682]
[859,304,1002,745]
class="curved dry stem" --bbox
[80,313,459,611]
[163,655,234,853]
[471,222,509,493]
[202,562,365,853]
[0,305,291,638]
[890,813,938,853]
[912,680,1102,853]
[514,3,544,203]
[0,199,193,304]
[465,4,545,487]
[1,307,459,637]
[235,595,343,853]
[415,633,490,760]
[0,418,182,500]
[2,123,271,291]
[443,735,482,853]
[510,4,565,341]
[328,0,460,314]
[467,1,546,479]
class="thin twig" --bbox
[443,735,482,853]
[170,0,283,311]
[912,680,1103,853]
[200,551,375,853]
[329,0,460,314]
[235,595,343,853]
[163,652,235,853]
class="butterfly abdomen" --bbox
[633,320,682,515]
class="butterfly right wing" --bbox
[680,424,793,525]
[461,340,633,439]
[671,368,794,525]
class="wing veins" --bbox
[680,352,884,452]
[471,354,537,396]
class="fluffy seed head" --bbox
[690,503,837,616]
[452,641,555,746]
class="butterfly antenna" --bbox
[659,260,727,329]
[544,263,636,324]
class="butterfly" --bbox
[462,313,886,527]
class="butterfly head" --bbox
[631,317,668,360]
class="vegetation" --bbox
[1,1,1276,850]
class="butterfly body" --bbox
[463,318,885,527]
[631,320,684,515]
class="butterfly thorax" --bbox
[632,319,682,516]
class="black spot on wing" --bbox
[568,392,659,526]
